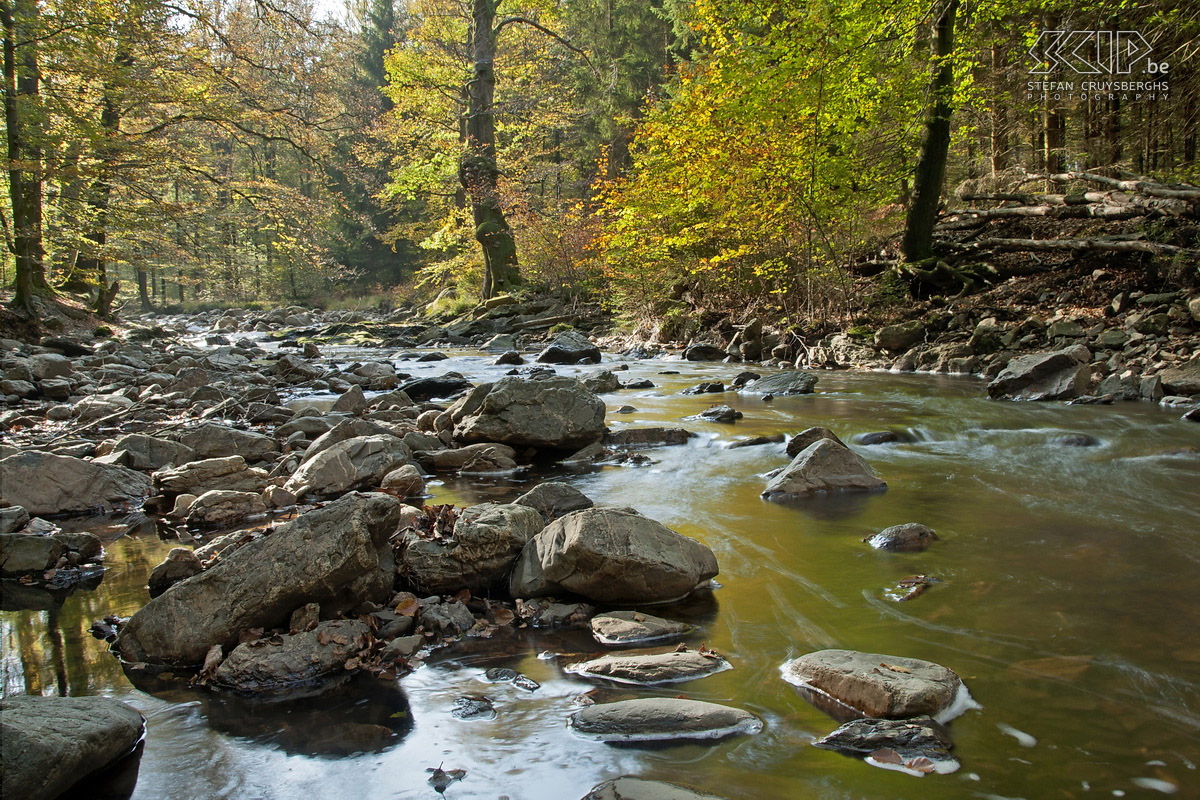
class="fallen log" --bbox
[1019,172,1200,203]
[971,237,1200,258]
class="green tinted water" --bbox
[3,360,1198,799]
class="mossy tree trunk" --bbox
[902,0,959,264]
[460,0,519,300]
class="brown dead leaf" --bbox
[905,756,936,774]
[344,657,360,670]
[869,748,904,765]
[395,594,419,617]
[492,607,515,626]
[452,588,471,604]
[880,662,912,674]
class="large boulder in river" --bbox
[537,330,601,364]
[987,345,1092,401]
[781,649,968,722]
[568,698,761,742]
[514,481,594,520]
[0,451,151,515]
[153,456,268,496]
[740,370,818,396]
[211,619,371,694]
[284,434,412,498]
[450,375,606,450]
[509,507,718,604]
[1158,359,1200,396]
[0,695,145,800]
[762,439,886,500]
[397,503,544,594]
[96,433,196,471]
[786,426,846,458]
[175,423,279,462]
[117,492,402,666]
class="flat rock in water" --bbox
[763,439,886,500]
[781,649,970,722]
[566,649,730,685]
[740,371,818,395]
[568,698,762,742]
[590,611,691,645]
[0,695,145,800]
[605,428,694,448]
[813,716,959,775]
[582,776,730,800]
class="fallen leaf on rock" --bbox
[491,606,515,626]
[869,748,904,765]
[880,663,912,673]
[906,756,936,774]
[344,657,360,670]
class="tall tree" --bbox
[902,0,960,263]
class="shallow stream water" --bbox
[3,350,1199,799]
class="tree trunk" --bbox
[460,0,519,300]
[2,0,46,311]
[901,0,959,263]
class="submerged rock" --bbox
[117,492,402,666]
[565,648,730,685]
[450,375,607,450]
[212,619,370,695]
[604,427,694,448]
[762,439,886,500]
[865,523,939,552]
[0,451,151,516]
[582,777,729,800]
[568,698,761,742]
[781,649,971,722]
[509,507,718,604]
[0,695,145,800]
[987,345,1091,401]
[590,611,692,646]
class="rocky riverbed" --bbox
[1,303,1198,799]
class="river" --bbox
[3,349,1198,799]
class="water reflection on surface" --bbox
[3,354,1199,799]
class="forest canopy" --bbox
[2,0,1196,320]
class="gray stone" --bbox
[813,716,958,775]
[117,492,402,666]
[175,424,278,462]
[0,695,144,800]
[605,428,694,448]
[763,439,886,500]
[147,547,203,598]
[566,648,730,685]
[786,426,846,458]
[513,481,594,520]
[874,321,925,352]
[0,533,65,574]
[1097,329,1129,348]
[398,502,544,594]
[568,698,762,742]
[381,464,425,497]
[1159,362,1200,396]
[583,777,729,800]
[98,433,196,471]
[510,507,718,604]
[284,434,413,498]
[418,443,516,472]
[537,330,601,365]
[583,370,622,393]
[987,345,1092,401]
[381,634,423,661]
[516,597,595,627]
[740,371,818,396]
[697,404,742,423]
[450,375,606,450]
[0,451,150,515]
[27,353,73,379]
[212,619,370,694]
[184,489,267,528]
[1047,320,1084,338]
[331,384,367,414]
[419,600,476,636]
[866,523,939,552]
[590,611,692,645]
[781,649,968,721]
[0,505,30,533]
[153,456,269,496]
[1189,296,1200,323]
[301,418,395,462]
[681,343,725,361]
